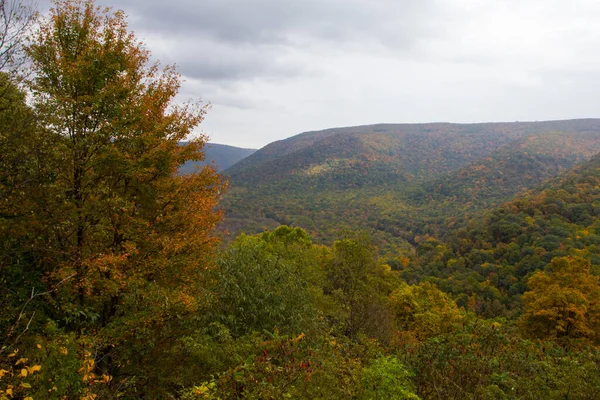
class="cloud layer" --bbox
[36,0,600,147]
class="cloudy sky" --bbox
[37,0,600,148]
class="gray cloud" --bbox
[119,0,435,47]
[115,0,441,84]
[33,0,600,148]
[147,36,310,82]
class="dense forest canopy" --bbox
[221,121,600,257]
[2,1,600,399]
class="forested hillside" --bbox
[221,121,600,255]
[403,152,600,318]
[3,1,600,399]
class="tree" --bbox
[0,70,59,355]
[390,282,465,341]
[325,235,398,341]
[3,0,225,396]
[212,227,323,338]
[360,356,420,400]
[520,256,600,343]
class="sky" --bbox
[36,0,600,148]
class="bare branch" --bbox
[0,0,38,76]
[0,272,76,355]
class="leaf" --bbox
[27,365,41,374]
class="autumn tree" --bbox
[2,0,226,396]
[390,282,465,342]
[520,256,600,343]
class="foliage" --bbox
[401,319,600,399]
[325,235,398,341]
[520,256,600,343]
[1,0,224,397]
[390,282,465,341]
[211,227,323,338]
[360,356,420,400]
[0,348,42,400]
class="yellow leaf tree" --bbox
[520,256,600,343]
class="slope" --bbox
[221,119,600,255]
[180,143,256,173]
[405,152,600,318]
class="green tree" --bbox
[325,235,398,341]
[212,227,323,338]
[360,356,420,400]
[390,282,465,341]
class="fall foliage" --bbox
[1,0,224,396]
[3,0,600,398]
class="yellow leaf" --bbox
[15,357,28,365]
[8,350,18,358]
[25,397,34,400]
[27,365,42,374]
[5,388,12,395]
[20,368,28,377]
[0,368,8,378]
[292,333,306,343]
[20,382,32,388]
[36,344,42,349]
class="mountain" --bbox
[226,120,600,184]
[404,151,600,318]
[403,131,600,234]
[180,143,256,173]
[220,119,600,254]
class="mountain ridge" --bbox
[220,118,600,255]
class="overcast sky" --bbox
[36,0,600,148]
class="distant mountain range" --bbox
[218,119,600,255]
[180,143,256,173]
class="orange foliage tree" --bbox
[7,0,227,394]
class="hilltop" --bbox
[220,119,600,254]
